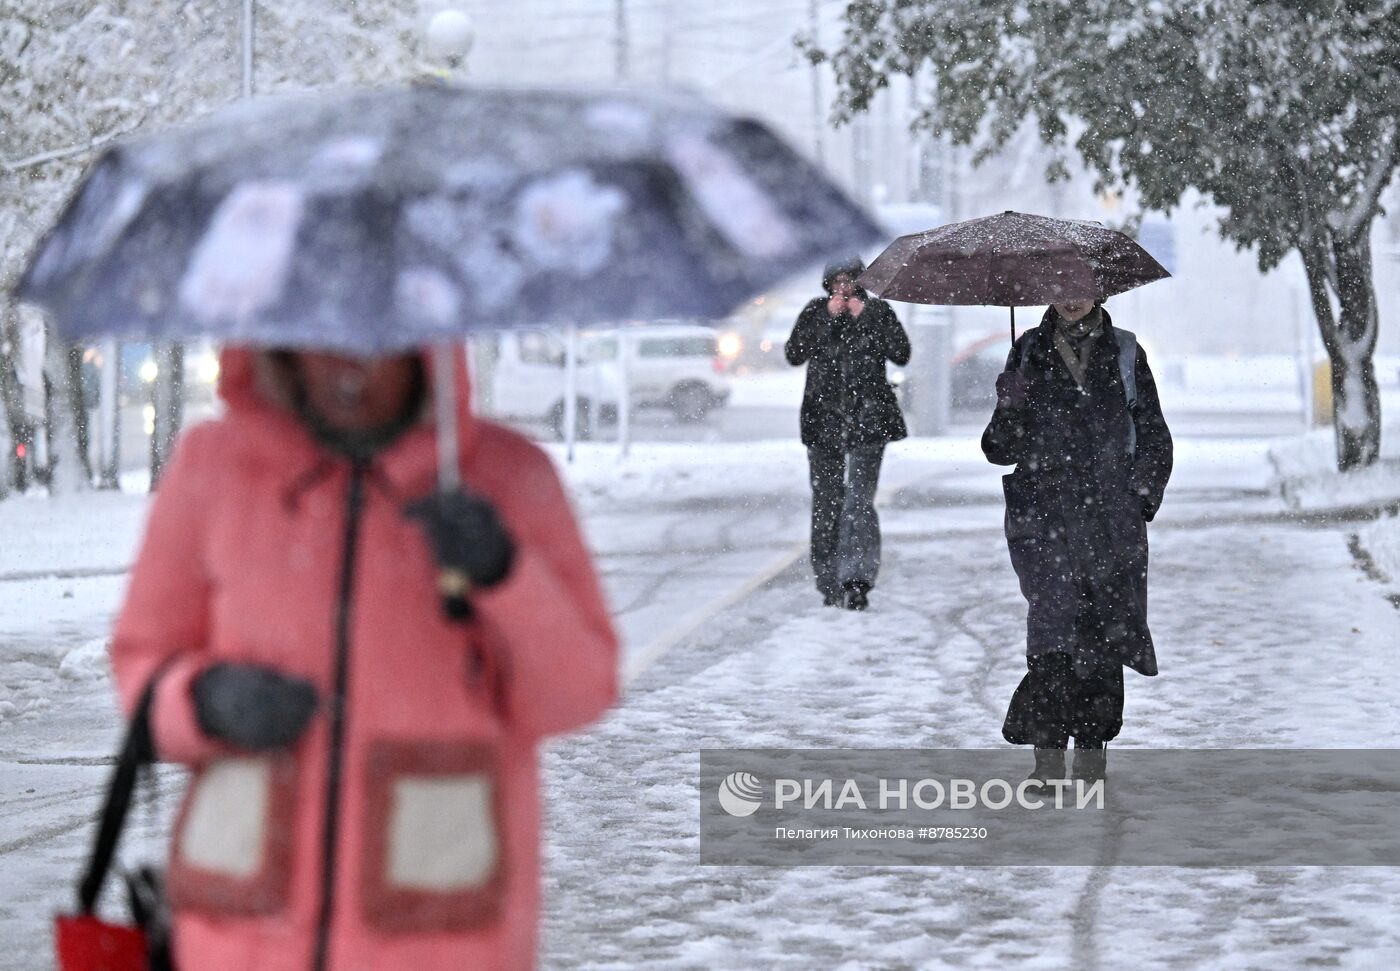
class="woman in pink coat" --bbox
[110,346,619,971]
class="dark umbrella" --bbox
[857,210,1170,343]
[16,81,879,488]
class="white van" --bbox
[486,324,731,438]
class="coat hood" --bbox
[216,345,480,459]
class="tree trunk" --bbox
[0,302,36,492]
[64,342,94,482]
[1298,232,1381,472]
[1329,233,1381,470]
[39,327,93,495]
[149,342,185,488]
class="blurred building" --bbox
[462,0,1398,358]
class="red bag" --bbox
[55,915,148,971]
[54,677,173,970]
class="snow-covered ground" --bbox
[1,421,1398,969]
[540,437,1400,970]
[1270,426,1400,511]
[1267,425,1400,596]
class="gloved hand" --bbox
[1132,483,1160,522]
[995,370,1030,408]
[404,489,516,619]
[192,663,318,752]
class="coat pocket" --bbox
[1002,472,1042,542]
[360,740,506,934]
[167,754,297,915]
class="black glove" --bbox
[1131,483,1159,522]
[404,489,516,619]
[192,663,318,752]
[995,370,1030,408]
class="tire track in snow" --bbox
[0,566,128,584]
[0,810,94,857]
[610,503,787,620]
[0,763,183,858]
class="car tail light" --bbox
[712,357,725,374]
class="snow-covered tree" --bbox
[0,1,420,492]
[811,0,1400,470]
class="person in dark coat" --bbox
[786,256,911,610]
[983,298,1172,782]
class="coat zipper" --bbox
[312,462,366,971]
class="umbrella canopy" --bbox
[858,210,1170,308]
[17,82,879,353]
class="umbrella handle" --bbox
[432,343,461,493]
[437,567,474,621]
[431,344,471,620]
[1009,306,1016,346]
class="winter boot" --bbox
[842,581,870,611]
[1071,746,1107,785]
[1027,748,1067,784]
[822,593,841,607]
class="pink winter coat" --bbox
[110,349,618,971]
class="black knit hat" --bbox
[821,255,866,294]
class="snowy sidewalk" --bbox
[0,436,978,966]
[2,435,1397,968]
[539,441,1400,969]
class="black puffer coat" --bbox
[982,308,1172,675]
[785,297,910,451]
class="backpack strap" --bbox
[1116,328,1138,457]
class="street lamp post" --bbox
[242,0,255,98]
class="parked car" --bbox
[487,329,606,439]
[590,323,732,423]
[487,324,732,439]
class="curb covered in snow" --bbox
[1269,427,1400,601]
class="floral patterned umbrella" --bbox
[17,82,878,352]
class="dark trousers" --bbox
[1002,651,1124,748]
[807,445,884,599]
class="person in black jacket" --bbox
[983,298,1172,783]
[786,256,911,610]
